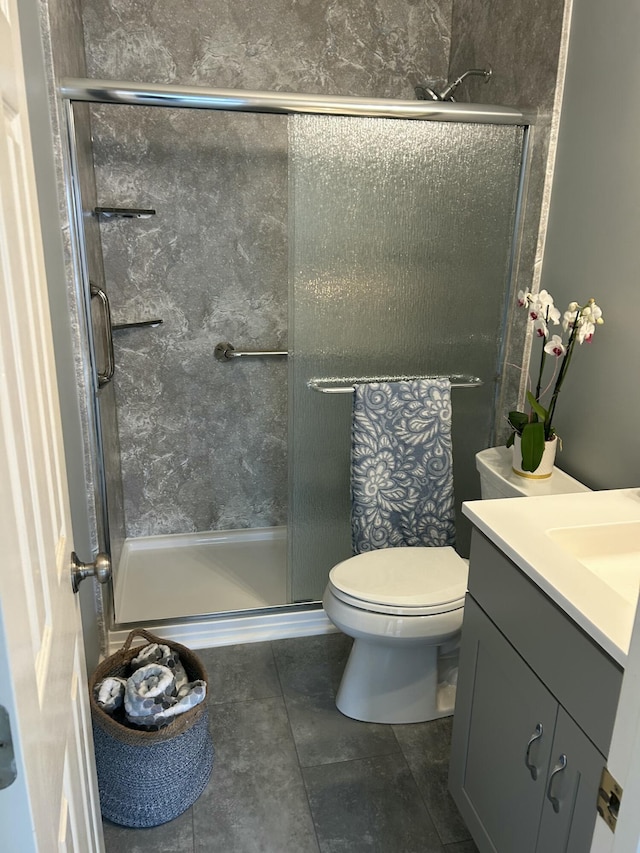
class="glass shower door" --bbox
[288,115,526,602]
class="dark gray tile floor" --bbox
[102,632,479,853]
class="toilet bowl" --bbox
[323,546,467,724]
[323,446,590,725]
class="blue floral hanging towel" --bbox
[351,379,456,553]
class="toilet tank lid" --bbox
[329,547,468,608]
[476,446,591,496]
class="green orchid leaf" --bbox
[520,421,546,471]
[506,432,515,448]
[526,391,549,423]
[507,410,529,432]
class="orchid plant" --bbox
[507,289,604,472]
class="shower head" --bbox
[413,85,441,101]
[415,67,492,103]
[438,67,492,102]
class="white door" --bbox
[0,0,104,849]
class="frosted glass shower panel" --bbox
[289,116,525,602]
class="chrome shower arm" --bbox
[439,68,492,102]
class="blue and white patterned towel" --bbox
[351,379,456,553]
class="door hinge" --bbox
[597,766,623,833]
[0,705,17,789]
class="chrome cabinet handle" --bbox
[546,754,568,813]
[525,723,544,780]
[90,283,115,386]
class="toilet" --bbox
[322,446,590,725]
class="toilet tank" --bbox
[476,447,591,499]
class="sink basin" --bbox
[547,521,640,604]
[463,488,640,662]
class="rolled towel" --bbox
[95,676,127,714]
[130,643,189,692]
[124,663,206,729]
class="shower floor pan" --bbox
[114,526,287,623]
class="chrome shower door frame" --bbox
[62,98,124,632]
[60,78,534,629]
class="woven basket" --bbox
[89,628,214,827]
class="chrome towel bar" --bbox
[214,341,288,361]
[308,375,483,394]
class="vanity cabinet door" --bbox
[536,706,604,853]
[450,596,557,853]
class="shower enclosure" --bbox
[61,79,531,630]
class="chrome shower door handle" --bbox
[90,283,115,386]
[525,722,544,780]
[546,754,568,813]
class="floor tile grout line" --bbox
[271,640,324,853]
[297,745,404,772]
[404,755,451,850]
[391,723,469,850]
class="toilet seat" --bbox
[328,546,468,616]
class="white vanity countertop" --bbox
[463,488,640,667]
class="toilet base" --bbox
[335,637,456,724]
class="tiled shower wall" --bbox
[81,0,454,538]
[448,0,568,438]
[79,0,569,541]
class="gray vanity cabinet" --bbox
[449,530,623,853]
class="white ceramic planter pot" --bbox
[512,434,557,480]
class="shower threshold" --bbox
[114,526,287,623]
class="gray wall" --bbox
[538,0,640,488]
[81,0,453,538]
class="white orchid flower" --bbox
[544,335,566,357]
[537,289,554,308]
[528,290,560,325]
[546,304,561,324]
[511,289,604,473]
[533,317,548,338]
[577,320,596,344]
[562,307,580,333]
[581,299,604,325]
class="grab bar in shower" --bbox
[214,341,288,361]
[308,375,483,394]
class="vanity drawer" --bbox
[467,529,623,754]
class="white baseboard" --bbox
[107,606,336,655]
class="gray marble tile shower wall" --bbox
[447,0,567,440]
[81,0,453,538]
